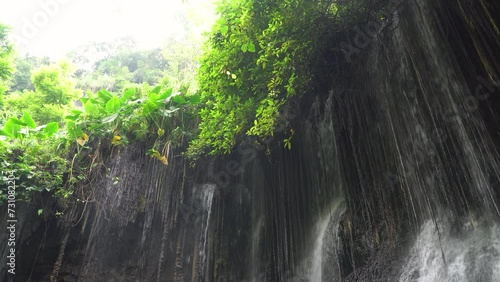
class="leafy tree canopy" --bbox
[5,60,80,124]
[9,55,51,93]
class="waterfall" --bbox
[197,184,216,281]
[3,0,500,281]
[295,199,344,282]
[400,218,500,282]
[250,216,264,282]
[309,212,332,282]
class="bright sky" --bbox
[0,0,215,59]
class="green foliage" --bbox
[9,55,51,93]
[32,61,80,105]
[5,91,68,125]
[186,0,382,157]
[0,0,383,204]
[4,61,80,124]
[44,122,59,136]
[0,113,69,203]
[70,40,169,93]
[0,14,205,204]
[0,24,13,79]
[0,79,199,204]
[66,82,199,152]
[161,35,202,92]
[1,112,37,139]
[0,23,14,107]
[188,0,341,157]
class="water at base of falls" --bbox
[400,217,500,282]
[309,212,333,282]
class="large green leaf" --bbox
[247,42,256,53]
[44,122,59,136]
[65,114,80,121]
[84,100,99,115]
[143,100,159,115]
[187,94,201,105]
[172,96,187,105]
[7,117,27,126]
[158,88,173,100]
[150,86,162,94]
[121,88,136,102]
[4,118,22,138]
[147,93,159,102]
[102,113,119,123]
[67,122,84,139]
[146,149,161,158]
[65,109,82,121]
[105,96,122,113]
[97,89,113,103]
[21,112,37,128]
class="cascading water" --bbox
[250,216,264,282]
[196,184,216,281]
[307,200,345,282]
[2,0,500,281]
[400,218,500,282]
[325,0,500,279]
[309,212,332,282]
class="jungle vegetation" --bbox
[1,0,392,205]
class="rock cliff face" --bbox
[2,0,500,281]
